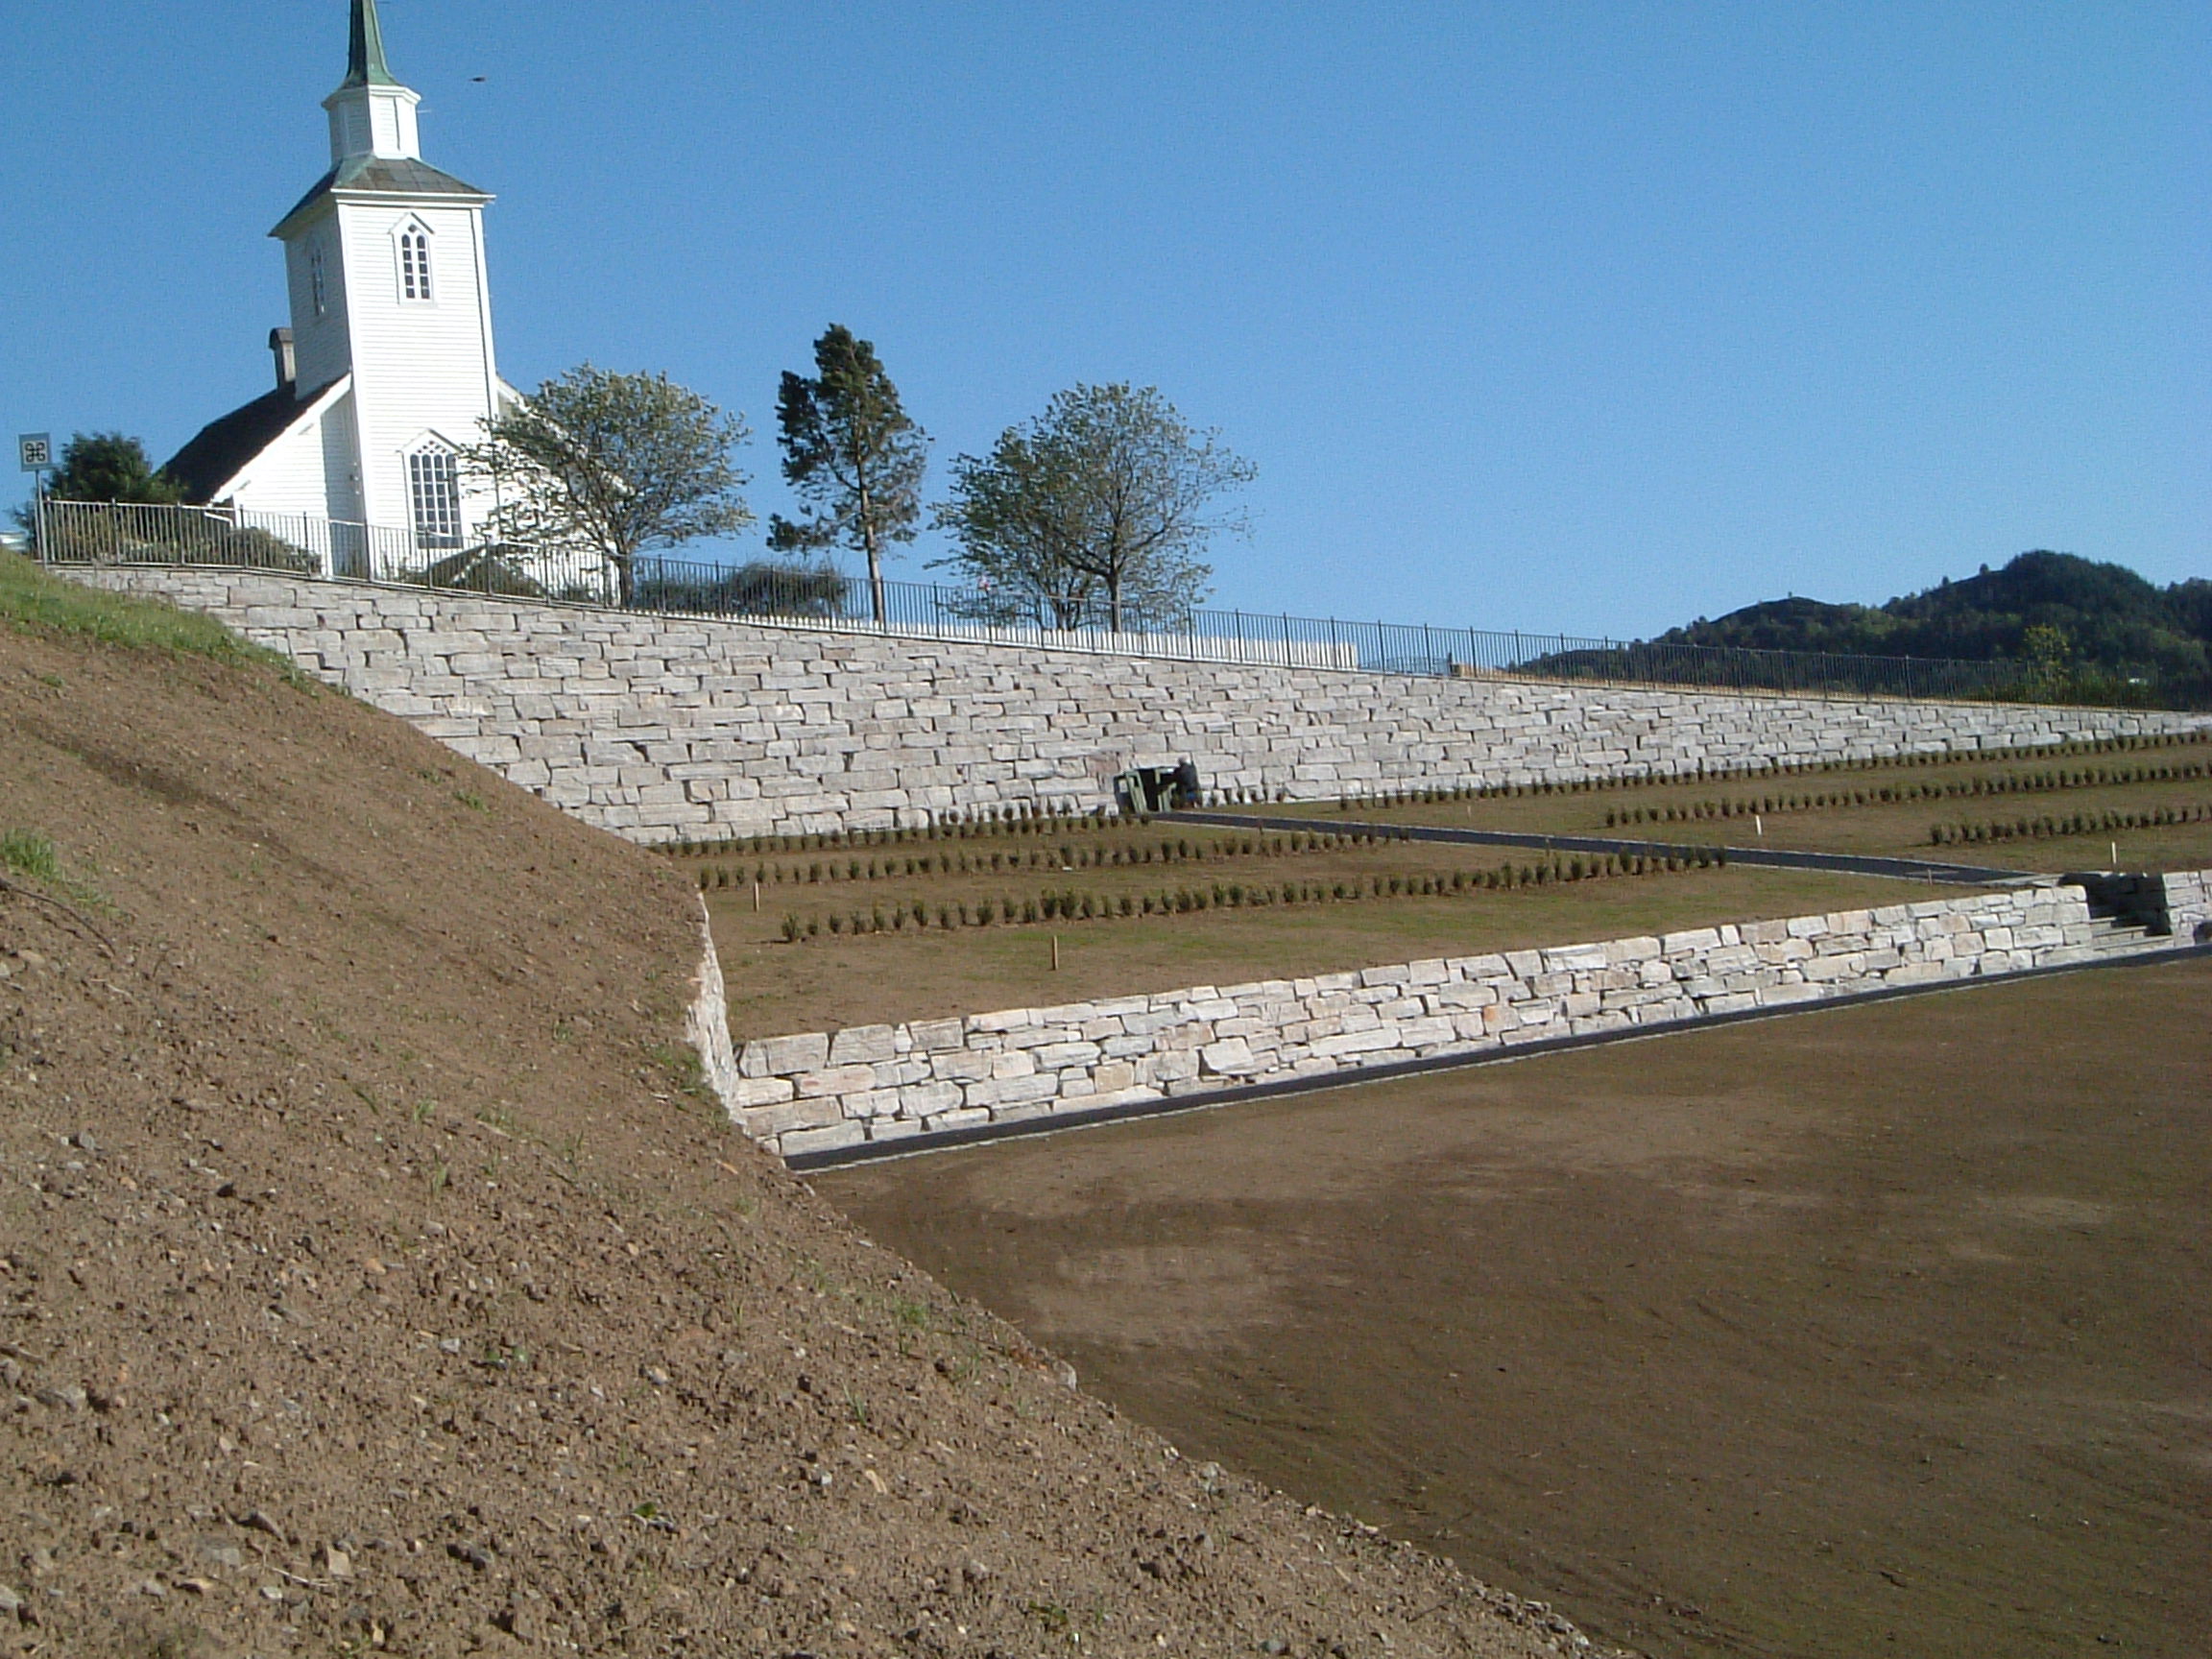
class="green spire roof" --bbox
[340,0,399,88]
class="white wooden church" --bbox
[167,0,513,567]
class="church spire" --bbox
[323,0,422,164]
[341,0,399,90]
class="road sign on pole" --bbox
[18,434,54,472]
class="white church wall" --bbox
[224,400,348,523]
[338,202,501,536]
[318,393,365,526]
[284,216,352,397]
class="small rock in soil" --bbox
[239,1508,287,1543]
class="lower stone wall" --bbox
[2163,871,2212,942]
[70,567,2212,844]
[728,875,2211,1161]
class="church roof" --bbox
[339,0,399,90]
[270,154,492,238]
[164,385,314,505]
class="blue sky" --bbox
[4,1,2204,637]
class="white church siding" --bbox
[336,201,500,535]
[319,393,366,528]
[206,379,355,525]
[284,218,352,399]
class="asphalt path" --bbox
[1166,808,2036,887]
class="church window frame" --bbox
[406,445,464,550]
[309,244,328,318]
[395,220,434,303]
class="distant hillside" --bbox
[1655,552,2212,706]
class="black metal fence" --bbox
[32,496,2055,702]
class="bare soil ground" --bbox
[0,571,1599,1658]
[821,959,2212,1659]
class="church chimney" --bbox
[269,327,297,390]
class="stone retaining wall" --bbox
[726,875,2212,1161]
[74,568,2211,844]
[2162,870,2212,942]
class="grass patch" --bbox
[0,826,109,914]
[0,829,60,883]
[0,550,307,681]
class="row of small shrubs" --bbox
[1929,804,2210,846]
[1331,730,2212,815]
[1604,760,2212,828]
[668,803,1135,859]
[695,831,1379,890]
[773,849,1729,939]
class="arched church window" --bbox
[398,227,433,301]
[407,448,463,549]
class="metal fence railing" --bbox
[31,496,2059,703]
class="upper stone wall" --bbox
[77,569,2212,843]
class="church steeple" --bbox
[324,0,421,164]
[341,0,399,90]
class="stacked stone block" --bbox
[76,570,2210,845]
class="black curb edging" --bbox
[784,940,2212,1172]
[1165,809,2032,887]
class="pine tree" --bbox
[768,325,929,625]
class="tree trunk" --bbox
[615,550,636,608]
[860,491,886,626]
[1107,567,1123,635]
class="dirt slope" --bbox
[0,592,1600,1658]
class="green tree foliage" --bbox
[629,559,851,620]
[934,383,1251,632]
[1656,551,2212,706]
[767,325,928,624]
[461,365,751,606]
[43,432,183,506]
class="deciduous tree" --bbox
[462,365,751,606]
[934,384,1250,632]
[43,433,183,506]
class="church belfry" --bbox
[165,0,514,565]
[325,0,422,164]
